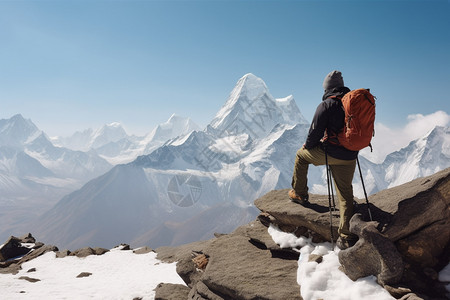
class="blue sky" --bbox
[0,0,448,139]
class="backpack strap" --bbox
[322,96,344,146]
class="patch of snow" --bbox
[268,224,395,300]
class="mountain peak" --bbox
[145,114,200,145]
[208,74,307,139]
[0,114,40,147]
[232,73,269,102]
[10,113,26,121]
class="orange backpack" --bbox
[336,89,376,151]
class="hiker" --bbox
[289,70,358,250]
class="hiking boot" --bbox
[288,189,309,205]
[336,236,358,250]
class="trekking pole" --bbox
[324,147,335,248]
[329,167,336,210]
[356,156,373,221]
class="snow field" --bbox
[0,246,185,299]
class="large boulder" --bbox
[367,167,450,297]
[369,168,450,270]
[339,214,404,286]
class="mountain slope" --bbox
[383,126,450,188]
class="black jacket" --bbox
[304,86,358,160]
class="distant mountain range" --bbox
[1,73,449,250]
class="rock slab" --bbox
[157,220,302,300]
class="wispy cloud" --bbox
[360,110,450,163]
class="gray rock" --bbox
[308,254,323,264]
[0,262,20,274]
[154,283,190,300]
[338,214,404,285]
[69,247,95,258]
[176,252,204,288]
[56,250,71,258]
[157,240,213,263]
[76,272,92,278]
[370,168,450,269]
[19,233,36,244]
[0,236,32,262]
[18,276,40,283]
[93,247,109,255]
[133,246,153,255]
[188,281,225,300]
[114,244,131,250]
[17,245,59,266]
[32,242,44,249]
[254,190,339,242]
[69,247,109,258]
[158,220,301,300]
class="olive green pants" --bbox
[291,146,357,239]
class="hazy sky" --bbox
[0,0,448,139]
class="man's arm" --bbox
[304,102,328,149]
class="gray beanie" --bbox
[323,70,344,90]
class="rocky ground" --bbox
[155,168,450,299]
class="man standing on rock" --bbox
[289,70,358,250]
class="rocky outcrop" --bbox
[0,234,116,275]
[253,167,450,299]
[254,191,339,242]
[0,234,58,275]
[370,168,450,268]
[157,219,302,300]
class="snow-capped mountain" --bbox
[383,126,450,188]
[0,114,112,188]
[29,74,321,250]
[0,114,41,148]
[52,115,200,165]
[4,74,449,251]
[145,114,201,145]
[53,122,129,151]
[208,73,308,139]
[0,114,114,243]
